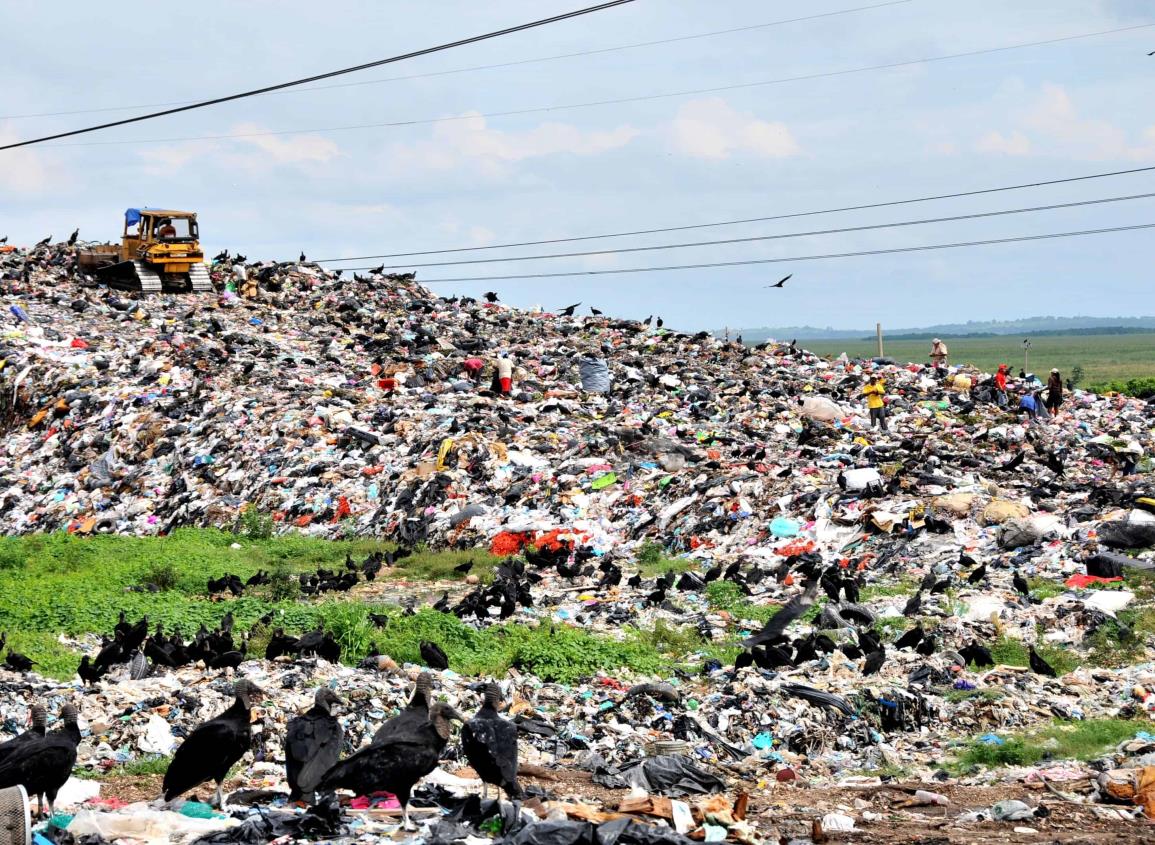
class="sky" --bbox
[1,0,1153,331]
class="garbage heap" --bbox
[3,238,1155,840]
[0,240,1150,548]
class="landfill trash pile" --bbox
[1,238,1155,841]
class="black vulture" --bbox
[162,680,264,808]
[317,702,464,830]
[893,625,925,651]
[373,672,433,745]
[959,640,994,667]
[1013,571,1031,598]
[4,650,34,673]
[1028,646,1057,677]
[420,640,449,670]
[0,703,80,818]
[285,688,343,803]
[0,704,46,766]
[862,647,886,675]
[461,683,523,800]
[77,656,104,686]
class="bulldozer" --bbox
[76,208,213,293]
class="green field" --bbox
[798,333,1155,387]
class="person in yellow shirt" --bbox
[863,374,887,431]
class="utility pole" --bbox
[876,323,884,358]
[1023,338,1032,374]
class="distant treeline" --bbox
[866,327,1155,341]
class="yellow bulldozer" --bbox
[76,208,212,293]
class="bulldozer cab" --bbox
[124,208,199,251]
[76,207,212,293]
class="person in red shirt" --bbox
[994,363,1009,407]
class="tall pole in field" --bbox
[1023,338,1032,374]
[876,323,884,358]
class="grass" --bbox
[860,577,919,601]
[706,581,778,624]
[988,635,1079,675]
[1027,577,1066,601]
[939,687,1005,703]
[0,530,713,684]
[635,541,695,577]
[953,718,1142,771]
[77,755,172,780]
[798,333,1155,386]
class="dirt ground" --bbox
[94,771,1155,844]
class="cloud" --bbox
[0,125,52,192]
[670,98,800,160]
[975,130,1031,156]
[229,124,340,164]
[973,85,1155,161]
[387,113,639,175]
[137,125,339,176]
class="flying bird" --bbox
[557,302,581,317]
[67,229,79,246]
[163,680,264,808]
[766,274,792,288]
[285,688,343,804]
[461,682,523,800]
[742,578,820,649]
[484,292,499,303]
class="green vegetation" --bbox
[77,755,172,780]
[798,333,1155,386]
[1027,577,1065,601]
[860,578,919,601]
[635,541,694,577]
[1093,376,1155,398]
[706,581,778,624]
[988,636,1079,676]
[953,718,1141,770]
[939,686,1005,703]
[0,530,712,684]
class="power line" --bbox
[0,1,912,122]
[43,22,1155,149]
[317,163,1155,262]
[0,0,635,151]
[343,221,1155,283]
[342,191,1155,269]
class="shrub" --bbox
[140,560,179,591]
[237,505,274,540]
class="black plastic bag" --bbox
[593,755,724,796]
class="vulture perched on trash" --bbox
[285,687,343,803]
[373,672,433,745]
[0,703,80,819]
[461,682,523,800]
[0,704,46,767]
[317,701,464,830]
[163,679,264,808]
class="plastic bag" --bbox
[579,357,612,394]
[592,755,724,797]
[1100,510,1155,549]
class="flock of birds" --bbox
[0,675,522,828]
[160,674,519,830]
[207,550,406,600]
